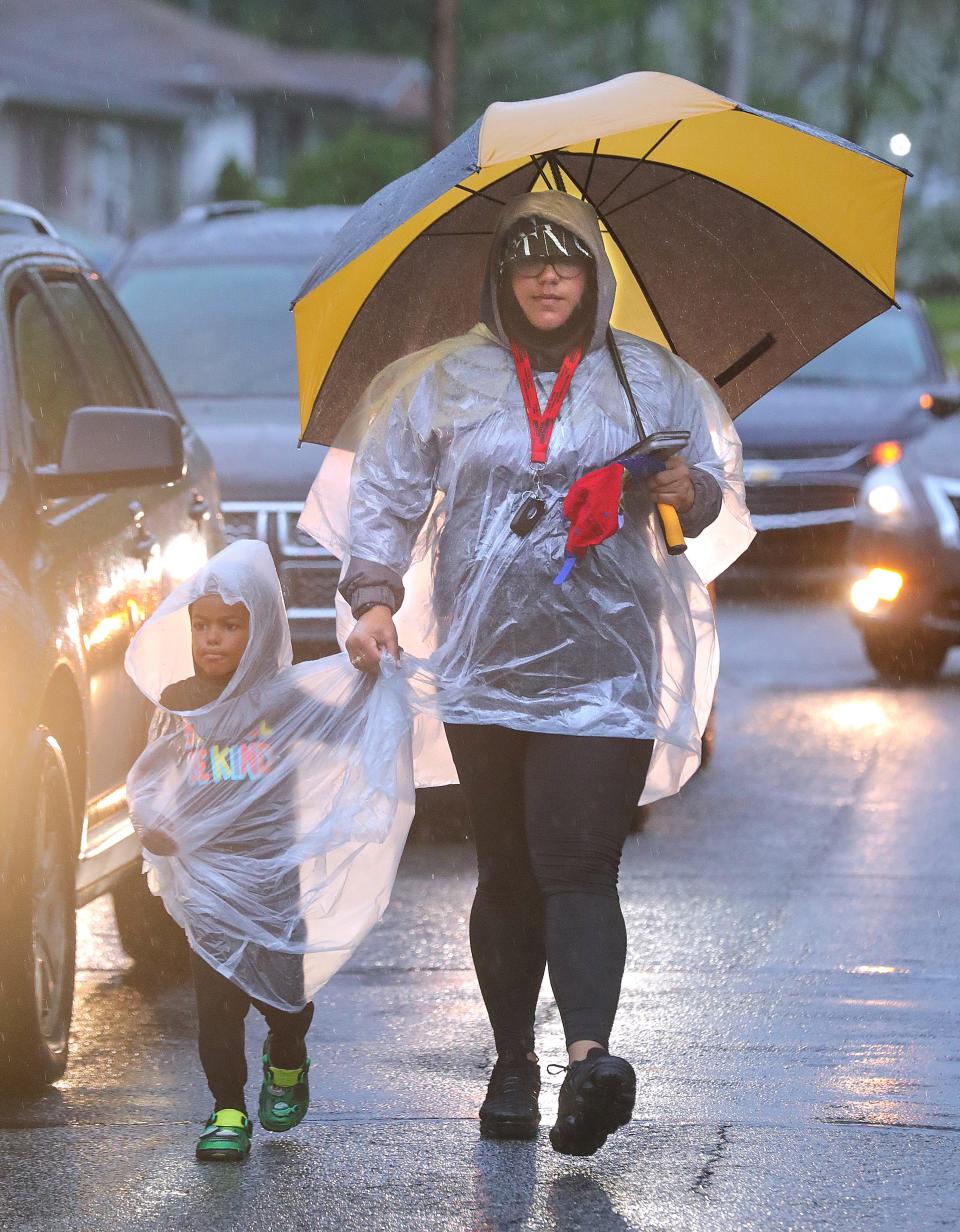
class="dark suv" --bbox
[111,202,353,657]
[0,202,223,1090]
[733,297,960,582]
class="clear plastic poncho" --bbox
[124,540,416,1011]
[300,193,755,802]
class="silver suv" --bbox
[111,202,352,655]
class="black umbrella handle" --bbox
[606,328,687,556]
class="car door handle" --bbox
[189,493,210,523]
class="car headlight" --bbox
[162,532,209,585]
[857,464,917,526]
[850,567,905,613]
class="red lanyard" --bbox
[510,341,583,465]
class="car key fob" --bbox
[510,495,547,537]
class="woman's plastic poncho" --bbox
[300,192,755,802]
[124,539,416,1011]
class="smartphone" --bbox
[614,429,690,464]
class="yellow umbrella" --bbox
[293,71,906,445]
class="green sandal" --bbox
[195,1109,252,1161]
[259,1034,311,1133]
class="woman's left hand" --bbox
[646,455,695,514]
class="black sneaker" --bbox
[549,1047,636,1156]
[479,1050,541,1140]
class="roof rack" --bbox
[178,200,266,224]
[0,199,60,238]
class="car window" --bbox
[12,288,89,465]
[43,276,145,408]
[789,308,933,386]
[114,261,306,398]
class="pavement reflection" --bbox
[2,597,960,1231]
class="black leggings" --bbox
[190,951,314,1112]
[444,723,653,1052]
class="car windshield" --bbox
[788,308,934,386]
[115,261,308,398]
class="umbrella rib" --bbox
[602,172,690,218]
[593,118,685,210]
[454,183,507,205]
[582,139,602,199]
[594,120,683,211]
[546,154,567,192]
[528,155,555,191]
[556,157,679,355]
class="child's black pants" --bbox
[190,950,314,1112]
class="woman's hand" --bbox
[140,828,178,856]
[646,455,695,514]
[346,605,401,674]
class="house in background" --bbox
[0,0,427,236]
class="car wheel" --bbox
[862,626,950,684]
[0,733,76,1091]
[111,867,189,977]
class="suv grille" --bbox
[747,483,858,516]
[280,563,340,610]
[223,509,261,543]
[220,501,340,618]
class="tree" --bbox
[213,157,261,202]
[285,121,427,206]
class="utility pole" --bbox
[430,0,457,155]
[725,0,752,102]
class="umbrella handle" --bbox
[657,502,687,555]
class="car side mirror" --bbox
[34,406,185,498]
[925,391,960,419]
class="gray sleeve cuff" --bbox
[679,467,723,538]
[338,558,405,617]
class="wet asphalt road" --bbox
[3,596,960,1231]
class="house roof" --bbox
[0,0,428,122]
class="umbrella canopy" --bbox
[293,72,906,446]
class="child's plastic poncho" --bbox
[301,193,755,802]
[124,540,416,1011]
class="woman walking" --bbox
[310,191,752,1156]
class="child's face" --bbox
[190,595,250,679]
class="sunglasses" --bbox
[509,257,587,280]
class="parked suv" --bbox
[0,203,223,1091]
[110,202,353,657]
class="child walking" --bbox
[124,540,417,1161]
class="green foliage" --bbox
[899,200,960,297]
[923,296,960,371]
[213,157,262,203]
[285,122,428,207]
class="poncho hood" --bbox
[480,191,616,364]
[125,538,292,713]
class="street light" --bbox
[889,133,911,157]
